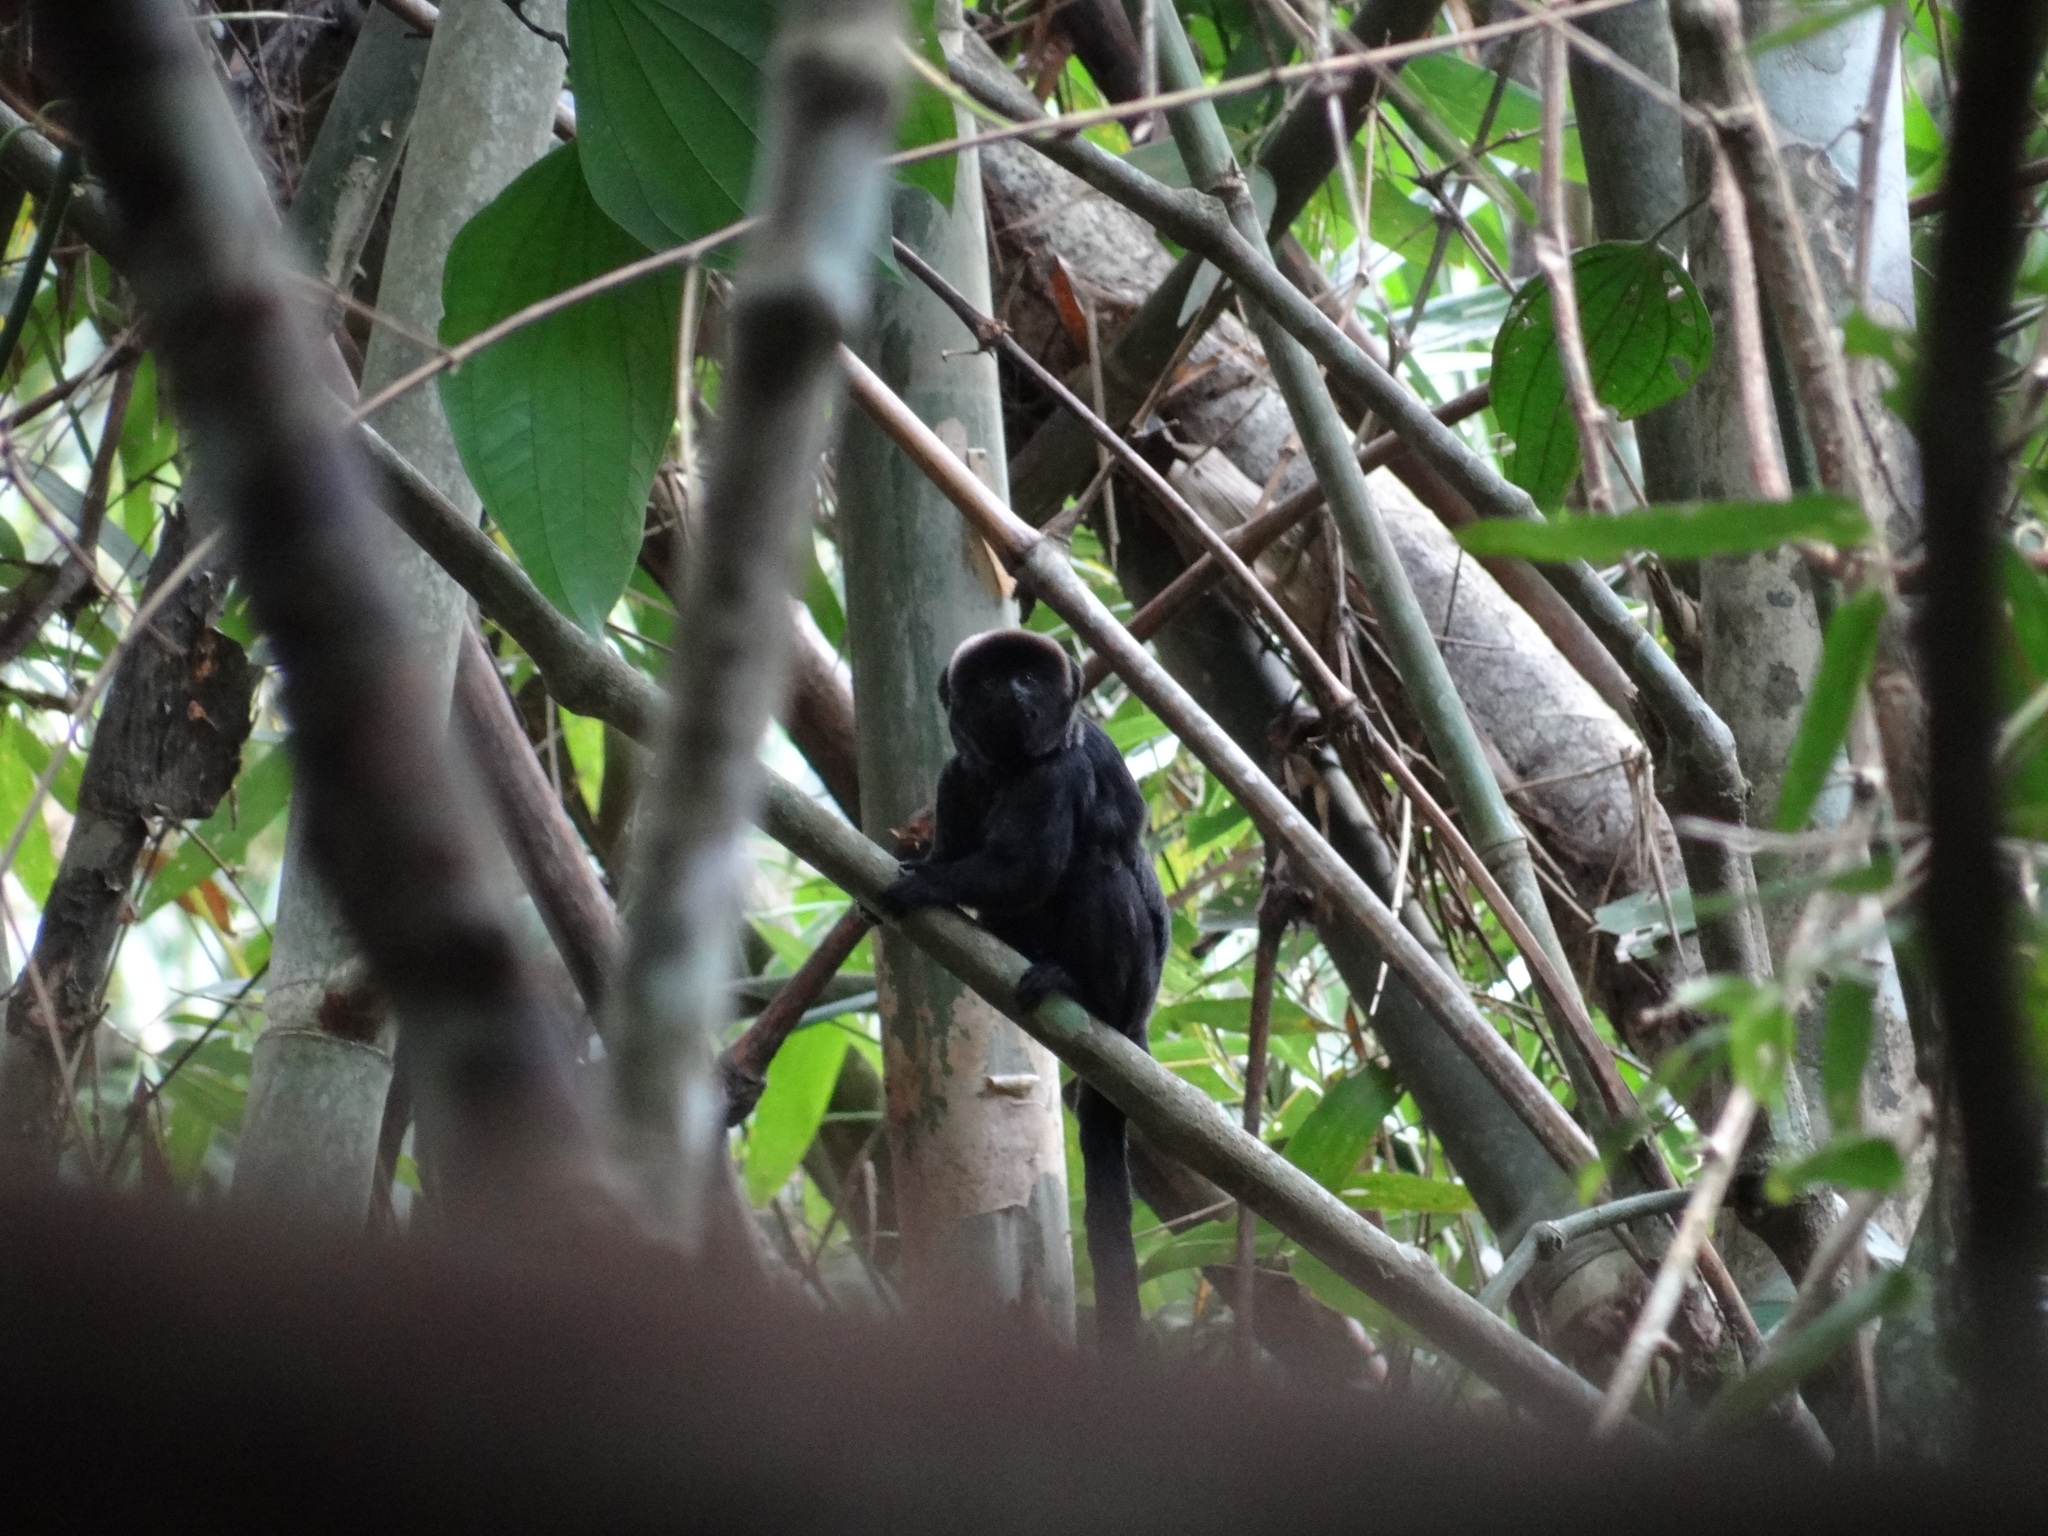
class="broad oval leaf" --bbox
[1491,240,1713,510]
[568,0,775,251]
[569,0,953,248]
[440,143,679,635]
[1455,492,1869,564]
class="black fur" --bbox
[882,629,1168,1348]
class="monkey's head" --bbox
[939,629,1083,765]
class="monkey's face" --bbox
[946,652,1076,764]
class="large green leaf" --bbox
[1491,240,1713,510]
[1282,1065,1399,1192]
[1456,492,1869,564]
[567,0,775,251]
[440,143,680,635]
[744,1023,852,1206]
[569,0,950,248]
[1775,588,1888,831]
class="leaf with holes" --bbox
[440,143,679,635]
[1491,240,1713,510]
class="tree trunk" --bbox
[836,3,1073,1329]
[233,0,569,1221]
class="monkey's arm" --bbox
[882,761,1078,916]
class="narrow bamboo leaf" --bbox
[1775,588,1888,831]
[142,745,292,917]
[1766,1133,1905,1204]
[440,144,680,635]
[2002,545,2048,684]
[1291,1250,1399,1331]
[743,1023,852,1206]
[1820,977,1876,1133]
[1282,1065,1399,1192]
[1342,1171,1475,1214]
[1490,241,1713,510]
[1399,52,1580,178]
[1455,492,1869,563]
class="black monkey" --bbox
[881,629,1168,1348]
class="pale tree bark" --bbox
[1681,3,1922,1187]
[234,0,570,1221]
[838,4,1074,1327]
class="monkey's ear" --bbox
[936,666,952,710]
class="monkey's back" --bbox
[980,720,1165,1042]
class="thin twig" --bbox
[1531,29,1613,512]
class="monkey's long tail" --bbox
[1076,1083,1140,1351]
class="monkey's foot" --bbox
[1016,961,1078,1015]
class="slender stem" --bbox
[1532,29,1613,512]
[0,145,78,382]
[1593,1086,1757,1437]
[718,906,873,1126]
[1235,877,1285,1369]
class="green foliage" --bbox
[440,143,681,635]
[1283,1064,1399,1191]
[1456,492,1870,564]
[142,745,292,918]
[1677,976,1793,1105]
[1342,1170,1474,1214]
[1490,241,1712,509]
[567,0,775,251]
[1775,588,1888,831]
[744,1021,854,1205]
[1767,1133,1905,1204]
[1820,976,1877,1132]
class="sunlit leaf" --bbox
[1776,588,1887,831]
[744,1023,852,1205]
[1342,1170,1474,1214]
[0,718,56,903]
[1456,493,1868,563]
